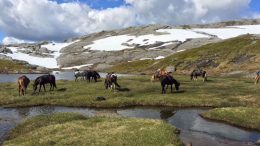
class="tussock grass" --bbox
[0,75,259,108]
[202,107,260,131]
[3,113,182,146]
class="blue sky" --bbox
[250,0,260,12]
[0,0,260,43]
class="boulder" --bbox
[0,47,12,54]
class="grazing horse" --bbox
[190,69,207,82]
[85,70,101,82]
[33,75,57,92]
[104,73,120,89]
[17,75,30,96]
[74,70,86,81]
[151,69,168,82]
[160,75,180,94]
[255,71,260,84]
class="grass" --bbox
[0,75,259,108]
[0,59,30,73]
[202,107,260,131]
[3,113,182,146]
[107,35,260,74]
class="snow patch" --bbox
[193,25,260,39]
[154,56,165,60]
[62,64,93,70]
[1,40,78,68]
[84,29,209,51]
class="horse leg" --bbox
[18,85,21,96]
[39,84,42,92]
[43,84,46,92]
[161,85,165,94]
[171,85,173,93]
[50,83,52,91]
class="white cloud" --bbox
[2,36,34,45]
[0,0,255,42]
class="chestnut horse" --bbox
[17,75,30,96]
[255,71,260,84]
[151,69,168,82]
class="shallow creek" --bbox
[0,106,259,146]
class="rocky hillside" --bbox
[0,19,260,73]
[107,34,260,75]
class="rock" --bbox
[0,47,12,54]
[0,54,12,60]
[95,96,106,101]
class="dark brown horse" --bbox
[85,70,101,82]
[104,73,120,89]
[17,75,30,96]
[160,75,180,94]
[33,75,57,92]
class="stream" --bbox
[0,106,259,146]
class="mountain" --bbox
[0,19,260,74]
[107,34,260,75]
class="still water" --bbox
[0,106,259,146]
[0,71,130,83]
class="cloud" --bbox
[2,36,34,45]
[0,0,255,42]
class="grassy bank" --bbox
[3,113,182,146]
[0,75,259,108]
[0,59,31,73]
[202,107,260,131]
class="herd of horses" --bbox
[17,69,260,96]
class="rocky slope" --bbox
[0,19,260,72]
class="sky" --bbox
[0,0,260,44]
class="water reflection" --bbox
[0,106,259,146]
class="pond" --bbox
[0,71,131,83]
[0,106,259,146]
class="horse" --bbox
[255,71,260,84]
[74,70,86,81]
[85,70,101,82]
[104,73,120,90]
[33,74,57,92]
[17,75,30,96]
[190,69,207,82]
[160,75,180,94]
[151,69,168,82]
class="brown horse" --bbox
[17,75,30,96]
[151,69,168,82]
[255,71,260,84]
